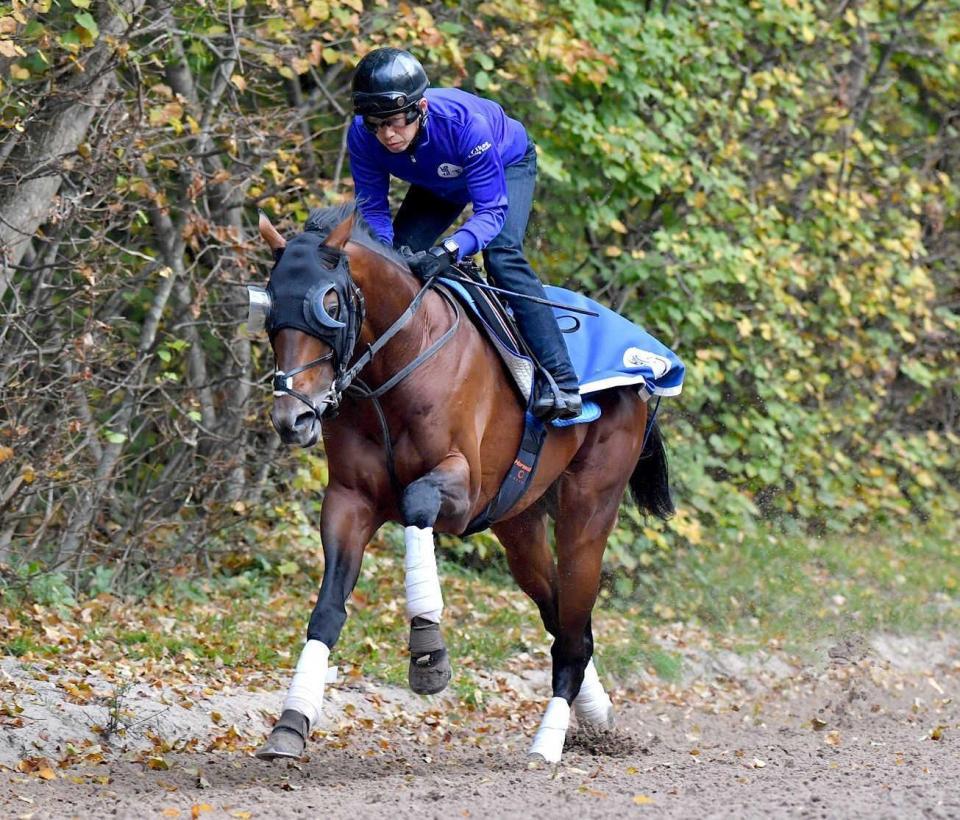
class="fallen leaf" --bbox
[633,794,655,805]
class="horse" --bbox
[250,204,674,763]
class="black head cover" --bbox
[266,232,363,372]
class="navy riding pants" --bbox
[391,141,579,391]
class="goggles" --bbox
[361,106,420,134]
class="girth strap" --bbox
[463,411,548,535]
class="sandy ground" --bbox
[2,633,958,819]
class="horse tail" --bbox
[629,421,674,519]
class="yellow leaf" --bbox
[633,794,655,805]
[0,39,26,58]
[10,63,30,80]
[191,805,213,818]
[609,218,627,234]
[342,0,363,11]
[604,245,622,257]
[230,74,246,92]
[308,0,329,20]
[0,445,13,464]
[38,767,56,780]
[162,810,180,818]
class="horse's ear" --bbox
[259,210,286,252]
[324,211,355,251]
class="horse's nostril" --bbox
[294,411,315,431]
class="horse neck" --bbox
[348,243,431,360]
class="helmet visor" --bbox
[353,90,421,116]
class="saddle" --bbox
[436,260,543,407]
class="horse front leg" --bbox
[400,454,471,695]
[256,488,380,761]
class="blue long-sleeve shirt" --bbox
[347,88,529,259]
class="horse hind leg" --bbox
[529,459,635,762]
[573,656,615,732]
[494,506,614,759]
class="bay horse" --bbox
[251,204,673,763]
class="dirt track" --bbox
[2,635,958,819]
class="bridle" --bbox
[253,244,460,421]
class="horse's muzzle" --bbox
[271,402,323,447]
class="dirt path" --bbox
[2,634,958,819]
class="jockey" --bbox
[347,47,582,422]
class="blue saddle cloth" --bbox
[545,286,685,401]
[438,277,684,429]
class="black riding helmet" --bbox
[352,48,429,117]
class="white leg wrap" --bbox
[528,697,570,763]
[573,658,614,729]
[281,639,330,730]
[404,525,443,623]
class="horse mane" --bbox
[304,203,408,268]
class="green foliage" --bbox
[474,0,959,583]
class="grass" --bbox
[645,519,959,649]
[1,518,956,696]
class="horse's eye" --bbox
[323,291,340,320]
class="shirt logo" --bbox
[437,163,463,178]
[623,347,670,378]
[468,140,492,158]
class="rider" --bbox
[347,47,582,422]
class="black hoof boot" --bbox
[255,709,308,761]
[408,616,452,695]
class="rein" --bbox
[273,273,461,425]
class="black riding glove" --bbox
[406,243,458,280]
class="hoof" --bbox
[575,705,615,733]
[408,648,452,695]
[255,728,305,761]
[254,709,308,761]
